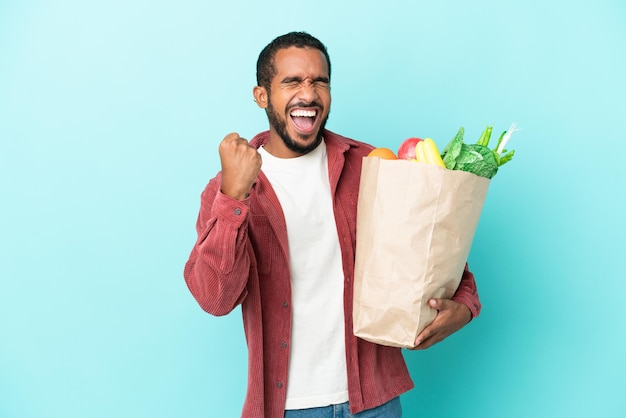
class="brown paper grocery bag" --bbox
[353,157,490,348]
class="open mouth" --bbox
[289,108,319,134]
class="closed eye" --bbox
[312,77,330,86]
[281,77,330,88]
[282,77,302,86]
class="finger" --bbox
[222,132,253,147]
[220,133,254,159]
[220,133,240,152]
[224,132,242,141]
[412,334,436,350]
[412,325,434,349]
[429,298,453,311]
[416,332,445,350]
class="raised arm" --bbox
[183,133,262,315]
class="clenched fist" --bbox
[219,133,262,201]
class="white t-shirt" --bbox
[258,141,349,410]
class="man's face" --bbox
[256,46,331,158]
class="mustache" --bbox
[289,101,323,109]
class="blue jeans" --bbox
[283,397,402,418]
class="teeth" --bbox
[290,109,316,117]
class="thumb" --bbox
[428,298,447,310]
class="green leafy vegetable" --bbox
[441,123,518,179]
[442,127,465,169]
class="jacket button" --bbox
[277,381,283,388]
[281,341,287,348]
[234,208,242,215]
[282,301,289,308]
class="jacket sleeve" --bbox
[183,176,252,316]
[451,264,482,319]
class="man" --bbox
[184,31,481,418]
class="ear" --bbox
[253,86,268,109]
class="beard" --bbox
[265,98,329,155]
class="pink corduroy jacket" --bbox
[184,130,481,417]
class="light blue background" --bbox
[1,1,625,417]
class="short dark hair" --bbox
[256,31,331,90]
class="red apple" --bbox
[397,137,423,160]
